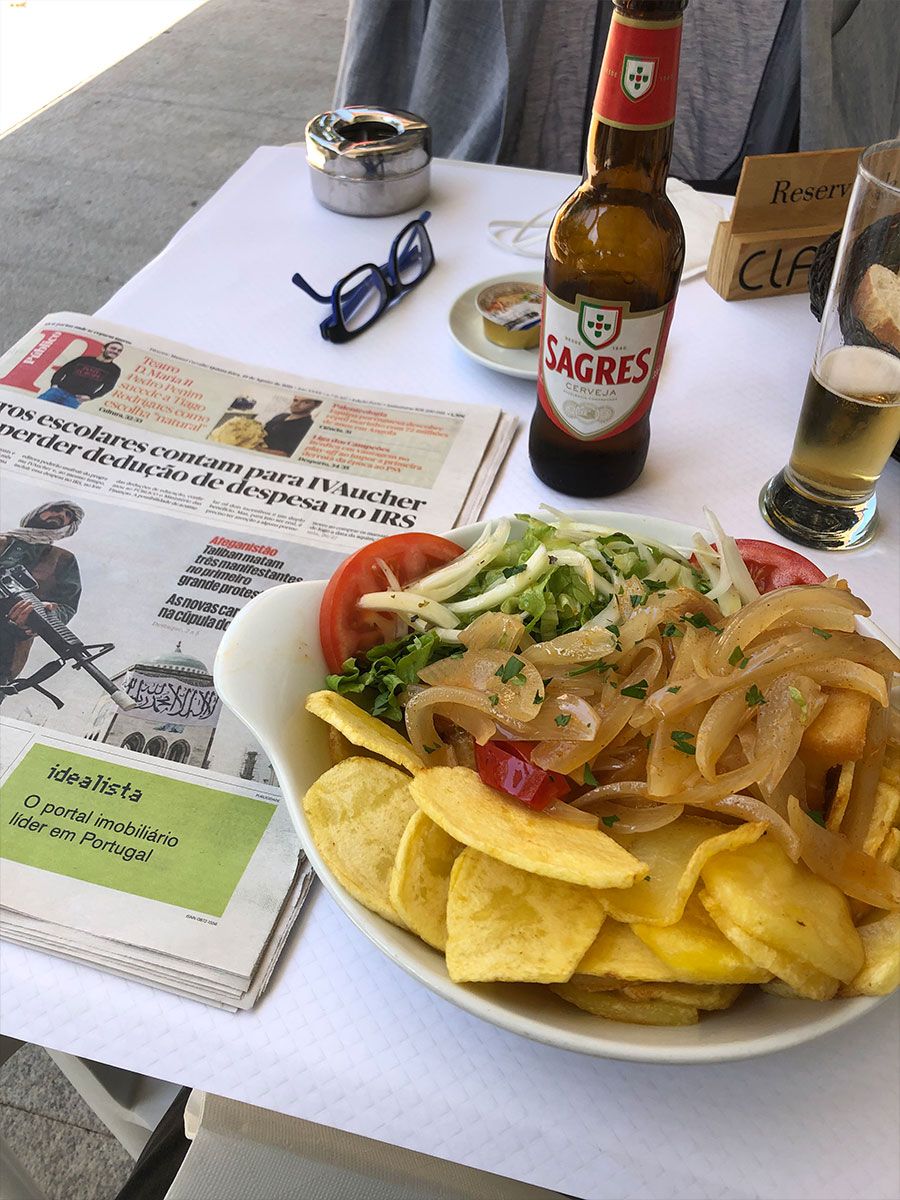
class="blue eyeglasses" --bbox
[291,211,435,343]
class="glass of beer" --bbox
[760,138,900,550]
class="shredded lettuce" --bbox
[326,631,459,723]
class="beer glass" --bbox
[760,138,900,549]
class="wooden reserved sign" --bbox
[706,148,861,301]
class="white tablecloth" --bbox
[2,149,898,1200]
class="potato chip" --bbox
[760,978,805,999]
[327,725,357,766]
[445,849,605,983]
[699,890,838,1001]
[825,761,855,832]
[633,896,772,984]
[306,690,425,774]
[389,811,462,950]
[877,826,900,866]
[839,911,900,997]
[597,816,767,926]
[621,982,743,1011]
[302,757,416,926]
[410,767,645,889]
[700,838,864,983]
[576,919,678,982]
[551,983,698,1026]
[862,741,900,856]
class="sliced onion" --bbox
[711,586,867,674]
[458,612,526,652]
[357,589,460,629]
[418,649,543,720]
[755,675,822,793]
[446,544,550,615]
[664,756,776,807]
[803,659,889,705]
[522,627,617,671]
[544,800,599,828]
[497,691,600,741]
[695,690,753,781]
[546,548,596,594]
[413,519,510,600]
[404,685,498,758]
[841,701,890,850]
[703,507,761,606]
[706,793,800,860]
[788,796,900,908]
[581,800,683,833]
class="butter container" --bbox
[476,282,542,349]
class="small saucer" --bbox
[448,272,542,380]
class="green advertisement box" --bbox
[1,743,275,917]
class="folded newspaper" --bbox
[0,313,515,1009]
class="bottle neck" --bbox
[585,120,674,194]
[587,1,685,195]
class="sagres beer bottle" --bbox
[530,0,687,495]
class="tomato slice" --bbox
[474,741,571,811]
[733,539,826,593]
[319,532,462,672]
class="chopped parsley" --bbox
[569,659,614,677]
[808,809,826,827]
[620,678,649,700]
[555,714,571,727]
[630,593,643,608]
[488,694,499,706]
[685,612,723,634]
[812,627,832,639]
[534,691,544,704]
[583,763,598,787]
[661,622,684,638]
[745,684,766,707]
[667,685,681,694]
[502,564,526,578]
[643,578,668,593]
[671,730,696,756]
[606,623,620,638]
[495,655,526,684]
[728,644,749,668]
[601,814,620,828]
[423,744,439,754]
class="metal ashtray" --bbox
[305,106,432,218]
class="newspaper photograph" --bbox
[0,313,515,1008]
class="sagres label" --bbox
[538,291,673,441]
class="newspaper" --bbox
[0,313,515,1009]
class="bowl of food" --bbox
[214,510,899,1063]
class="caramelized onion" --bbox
[788,796,900,908]
[418,649,543,720]
[458,612,526,652]
[522,627,617,671]
[706,793,800,860]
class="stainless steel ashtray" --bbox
[305,106,432,218]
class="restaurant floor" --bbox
[0,0,345,1194]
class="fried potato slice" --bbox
[551,984,698,1026]
[576,919,678,982]
[445,849,605,983]
[699,889,838,1000]
[633,896,772,984]
[825,761,855,832]
[877,826,900,866]
[306,690,425,775]
[621,982,744,1011]
[862,741,900,856]
[389,811,462,950]
[801,689,871,766]
[327,726,357,766]
[302,757,416,926]
[838,911,900,997]
[597,817,767,926]
[760,978,805,999]
[700,838,864,983]
[410,767,646,889]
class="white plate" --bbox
[448,272,542,380]
[214,510,884,1063]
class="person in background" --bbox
[0,501,84,686]
[263,395,322,457]
[334,0,899,185]
[38,340,124,409]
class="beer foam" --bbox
[819,345,900,400]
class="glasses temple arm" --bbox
[291,272,332,304]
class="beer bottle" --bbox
[530,0,687,496]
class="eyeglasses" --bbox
[291,211,434,343]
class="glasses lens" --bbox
[395,224,432,287]
[339,267,388,332]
